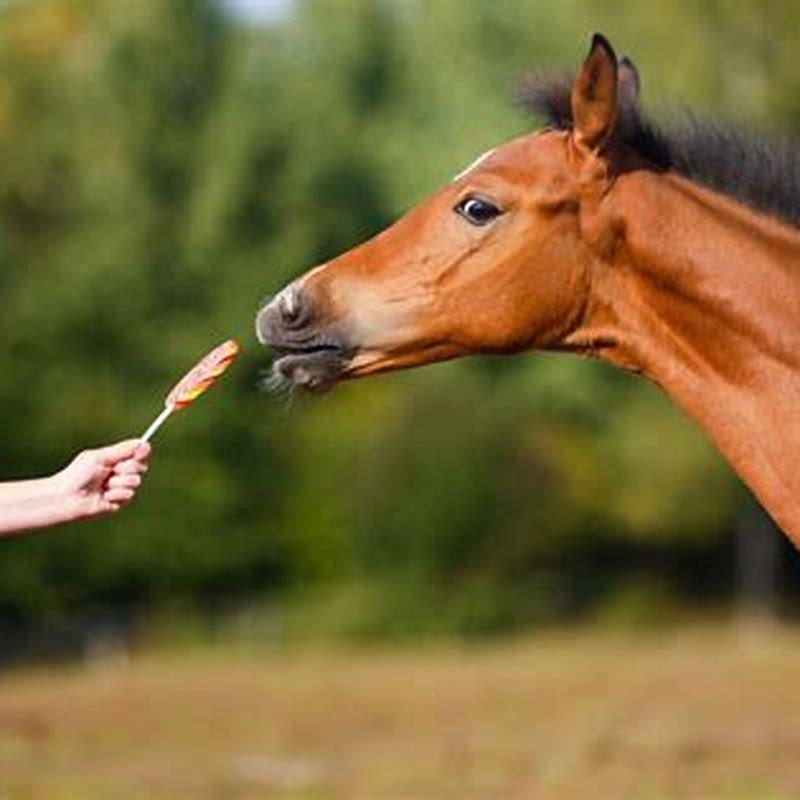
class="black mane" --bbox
[519,73,800,228]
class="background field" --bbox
[2,624,800,799]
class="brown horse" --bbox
[256,34,800,545]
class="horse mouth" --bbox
[268,344,349,393]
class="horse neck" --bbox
[571,170,800,542]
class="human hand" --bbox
[54,439,151,521]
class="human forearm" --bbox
[0,477,80,537]
[0,476,60,504]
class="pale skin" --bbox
[0,439,151,538]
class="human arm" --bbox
[0,439,151,538]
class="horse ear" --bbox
[617,56,641,111]
[570,33,618,153]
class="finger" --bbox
[96,439,142,467]
[107,473,142,491]
[95,499,121,515]
[134,441,151,461]
[104,487,135,504]
[113,458,149,476]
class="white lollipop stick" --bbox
[141,405,174,443]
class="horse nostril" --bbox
[278,289,309,329]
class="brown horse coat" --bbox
[257,35,800,545]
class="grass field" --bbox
[2,624,800,799]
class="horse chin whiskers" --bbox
[258,365,293,396]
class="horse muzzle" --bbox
[255,287,351,392]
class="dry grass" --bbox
[1,624,800,799]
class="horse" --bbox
[256,33,800,546]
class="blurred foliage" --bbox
[1,0,798,639]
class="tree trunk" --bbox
[735,497,781,622]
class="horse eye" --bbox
[455,196,502,226]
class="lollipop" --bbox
[141,339,241,442]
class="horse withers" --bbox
[256,34,800,544]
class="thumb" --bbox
[95,438,143,467]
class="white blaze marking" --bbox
[453,148,495,182]
[282,288,298,316]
